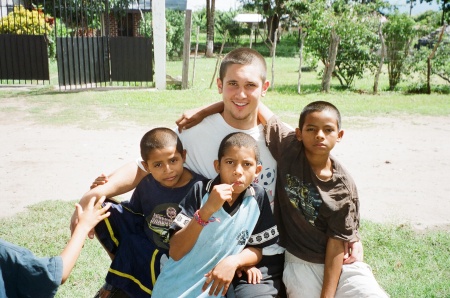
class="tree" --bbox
[304,1,381,88]
[383,12,416,90]
[240,0,286,43]
[420,0,450,25]
[205,0,216,57]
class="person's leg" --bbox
[282,251,323,298]
[336,262,389,298]
[233,253,285,298]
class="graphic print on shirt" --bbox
[254,166,276,200]
[236,230,250,245]
[285,174,321,226]
[147,205,179,248]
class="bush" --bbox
[0,5,55,58]
[139,10,185,59]
[0,5,52,35]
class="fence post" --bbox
[182,10,192,90]
[152,0,166,90]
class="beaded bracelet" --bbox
[193,209,219,226]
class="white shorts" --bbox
[283,251,389,298]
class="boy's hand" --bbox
[75,196,111,233]
[343,240,364,264]
[176,108,204,133]
[202,255,238,296]
[203,184,233,214]
[90,173,109,189]
[236,266,262,284]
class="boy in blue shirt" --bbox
[0,196,111,298]
[152,132,279,297]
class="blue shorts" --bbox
[95,200,168,297]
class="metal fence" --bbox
[1,0,154,89]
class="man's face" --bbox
[217,63,270,130]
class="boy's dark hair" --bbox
[140,127,183,161]
[219,48,267,82]
[299,101,341,130]
[218,132,260,163]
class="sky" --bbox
[185,0,441,16]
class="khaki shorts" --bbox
[283,251,389,298]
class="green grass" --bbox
[1,201,449,297]
[1,57,449,131]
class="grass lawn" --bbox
[1,56,449,297]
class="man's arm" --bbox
[61,196,111,284]
[176,101,224,132]
[257,102,275,126]
[321,238,344,298]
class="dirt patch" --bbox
[1,102,449,232]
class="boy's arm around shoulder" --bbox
[259,102,295,161]
[61,196,111,284]
[176,101,224,132]
[70,161,148,237]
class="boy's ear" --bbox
[337,129,344,142]
[213,160,220,174]
[255,164,262,177]
[141,161,150,173]
[217,78,223,93]
[295,127,302,141]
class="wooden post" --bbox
[191,26,200,87]
[373,23,386,94]
[427,24,446,94]
[182,10,192,89]
[271,29,278,90]
[322,29,340,93]
[297,27,306,95]
[249,25,254,48]
[209,31,227,89]
[152,0,166,90]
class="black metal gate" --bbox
[0,0,154,88]
[54,0,154,90]
[0,3,51,84]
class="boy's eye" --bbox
[244,162,252,167]
[154,163,161,168]
[225,160,233,165]
[170,158,177,163]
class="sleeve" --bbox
[0,239,63,298]
[323,174,360,242]
[247,187,279,249]
[169,181,204,234]
[264,115,294,162]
